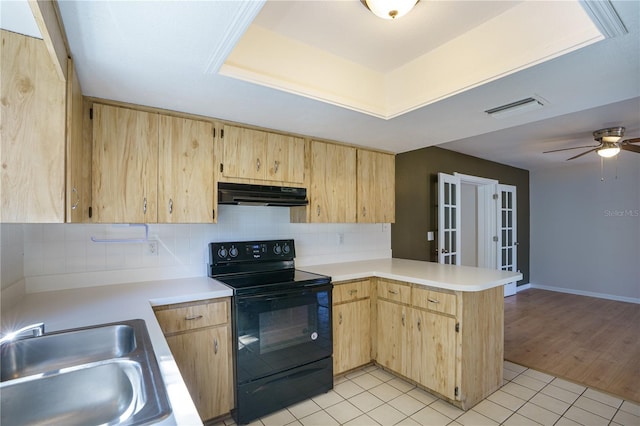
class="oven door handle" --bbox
[237,284,332,302]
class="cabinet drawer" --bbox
[155,299,229,334]
[333,280,370,304]
[377,279,411,304]
[412,287,456,316]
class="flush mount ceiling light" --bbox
[361,0,419,20]
[594,127,623,158]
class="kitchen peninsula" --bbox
[303,258,522,410]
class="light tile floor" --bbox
[213,362,640,426]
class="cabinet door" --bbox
[266,133,304,183]
[310,141,356,223]
[158,115,214,223]
[411,309,457,400]
[357,149,395,223]
[92,104,158,223]
[333,299,371,375]
[376,300,409,377]
[66,59,91,223]
[222,125,266,180]
[166,326,232,421]
[1,30,65,223]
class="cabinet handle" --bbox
[274,160,280,173]
[388,289,399,295]
[256,158,261,172]
[349,289,358,296]
[339,312,343,325]
[169,198,173,215]
[184,314,203,321]
[401,313,405,326]
[362,206,367,217]
[316,205,321,217]
[214,338,218,354]
[417,318,421,331]
[428,298,440,304]
[143,197,147,214]
[71,187,79,210]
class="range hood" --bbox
[218,182,308,207]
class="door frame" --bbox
[454,173,499,270]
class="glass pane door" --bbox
[438,173,461,265]
[498,184,517,296]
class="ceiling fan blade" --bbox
[622,137,640,144]
[566,148,598,160]
[621,143,640,153]
[543,145,599,154]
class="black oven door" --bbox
[233,283,332,385]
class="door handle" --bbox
[441,248,449,253]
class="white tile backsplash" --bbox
[15,205,391,292]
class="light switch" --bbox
[427,231,435,241]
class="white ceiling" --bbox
[3,0,639,171]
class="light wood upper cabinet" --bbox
[1,30,65,223]
[92,104,158,223]
[158,116,214,223]
[221,125,304,184]
[222,125,266,181]
[266,132,305,183]
[309,141,357,223]
[66,59,91,223]
[357,149,395,223]
[155,299,233,421]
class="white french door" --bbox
[437,173,461,265]
[498,184,518,296]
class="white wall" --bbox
[530,154,640,302]
[10,205,391,293]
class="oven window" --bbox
[259,305,317,353]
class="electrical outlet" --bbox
[147,241,158,255]
[338,233,344,245]
[382,223,390,232]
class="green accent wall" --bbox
[392,146,530,285]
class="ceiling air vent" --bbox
[485,97,544,119]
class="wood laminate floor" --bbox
[504,288,640,403]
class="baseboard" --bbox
[529,283,640,304]
[516,283,531,292]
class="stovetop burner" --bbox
[207,239,331,295]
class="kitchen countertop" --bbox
[0,258,521,424]
[300,258,523,291]
[0,276,233,426]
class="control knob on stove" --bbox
[273,244,282,255]
[282,243,291,254]
[229,246,239,257]
[217,247,228,258]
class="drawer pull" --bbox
[388,289,399,295]
[339,312,343,325]
[417,318,421,331]
[185,314,204,321]
[349,289,358,295]
[401,313,405,326]
[214,338,219,354]
[427,298,440,304]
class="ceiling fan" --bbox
[543,127,640,160]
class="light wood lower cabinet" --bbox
[333,280,372,375]
[373,278,503,410]
[154,298,232,421]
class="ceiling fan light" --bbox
[597,143,621,158]
[602,135,622,143]
[364,0,418,20]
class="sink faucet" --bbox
[0,322,45,346]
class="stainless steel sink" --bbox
[1,323,136,381]
[0,320,171,426]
